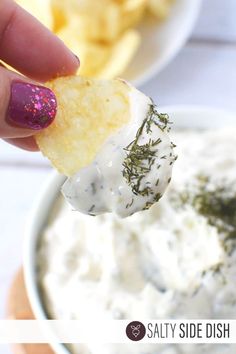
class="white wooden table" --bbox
[1,0,236,352]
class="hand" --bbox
[0,0,79,151]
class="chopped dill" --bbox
[88,204,95,214]
[143,193,162,210]
[91,182,96,194]
[126,198,134,209]
[172,175,236,253]
[122,104,174,199]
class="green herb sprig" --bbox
[122,104,175,210]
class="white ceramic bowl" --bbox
[23,106,236,354]
[124,0,202,87]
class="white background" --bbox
[1,0,236,352]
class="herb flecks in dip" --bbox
[37,127,236,354]
[172,175,236,254]
[123,105,176,211]
[62,88,176,217]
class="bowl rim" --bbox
[23,105,236,354]
[130,0,203,87]
[23,171,68,354]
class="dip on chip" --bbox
[36,76,176,217]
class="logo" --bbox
[126,321,146,341]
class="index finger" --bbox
[0,0,79,82]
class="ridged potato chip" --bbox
[57,25,109,77]
[147,0,173,20]
[94,30,140,79]
[15,0,174,80]
[36,76,131,176]
[52,0,146,43]
[51,0,119,41]
[51,0,78,32]
[58,25,140,79]
[16,0,53,29]
[121,0,147,32]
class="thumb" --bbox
[0,66,57,139]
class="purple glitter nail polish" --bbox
[7,82,57,130]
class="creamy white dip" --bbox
[37,127,236,354]
[62,88,176,217]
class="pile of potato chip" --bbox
[16,0,174,79]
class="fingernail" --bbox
[7,82,57,130]
[74,54,80,65]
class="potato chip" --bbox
[94,30,140,79]
[121,0,147,32]
[57,25,109,77]
[52,0,145,43]
[15,0,174,80]
[51,0,119,42]
[57,24,140,79]
[147,0,173,20]
[49,0,147,78]
[36,76,131,176]
[16,0,53,29]
[51,0,79,32]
